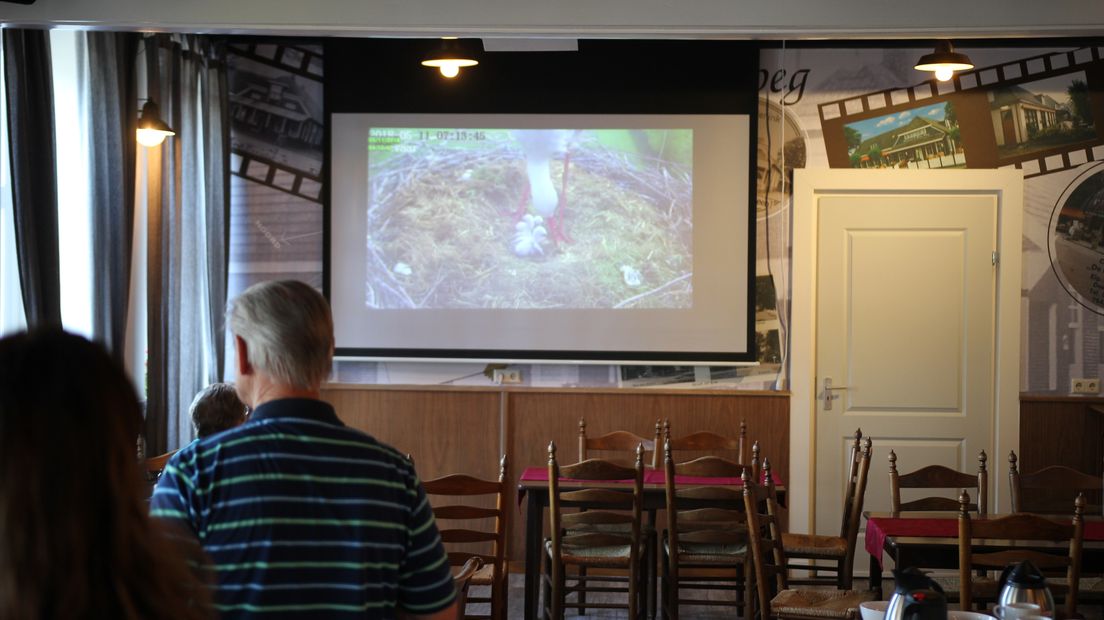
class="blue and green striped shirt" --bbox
[151,398,455,618]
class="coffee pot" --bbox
[885,567,948,620]
[998,560,1055,615]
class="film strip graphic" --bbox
[228,40,325,203]
[227,42,323,82]
[231,150,323,204]
[818,46,1104,179]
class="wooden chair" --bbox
[661,440,752,620]
[144,449,178,481]
[783,431,873,589]
[422,455,509,620]
[578,417,662,467]
[958,489,1085,616]
[454,557,485,613]
[889,449,988,515]
[663,419,760,481]
[542,441,646,620]
[1009,451,1103,515]
[744,460,875,620]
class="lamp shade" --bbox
[421,38,481,79]
[914,41,974,82]
[136,100,175,147]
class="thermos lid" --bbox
[1002,560,1047,588]
[893,567,946,595]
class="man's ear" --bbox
[235,335,253,376]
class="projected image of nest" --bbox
[365,129,693,310]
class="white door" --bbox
[789,169,1023,550]
[817,193,996,527]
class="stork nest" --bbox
[365,143,694,309]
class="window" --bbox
[0,43,26,338]
[51,30,94,339]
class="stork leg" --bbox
[549,149,575,244]
[512,177,531,223]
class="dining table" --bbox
[517,465,784,620]
[863,510,1104,598]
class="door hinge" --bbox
[992,251,1000,266]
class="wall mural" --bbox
[759,45,1104,394]
[226,42,325,303]
[226,42,1104,392]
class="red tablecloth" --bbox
[865,516,1104,567]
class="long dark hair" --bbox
[0,330,211,619]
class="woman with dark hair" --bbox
[0,330,211,619]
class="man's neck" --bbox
[249,378,321,410]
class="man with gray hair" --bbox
[151,280,457,619]
[189,382,247,439]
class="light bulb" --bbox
[439,63,460,78]
[136,127,171,147]
[934,66,955,82]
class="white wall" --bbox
[1,0,1102,37]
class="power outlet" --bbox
[493,368,522,385]
[1071,378,1100,394]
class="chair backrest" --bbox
[422,454,508,618]
[662,418,749,461]
[664,420,758,480]
[663,440,749,581]
[549,440,645,570]
[144,449,178,480]
[453,556,484,612]
[958,489,1084,616]
[578,417,661,467]
[839,436,874,577]
[744,458,789,611]
[889,449,988,515]
[1008,450,1102,514]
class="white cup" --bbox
[993,603,1042,620]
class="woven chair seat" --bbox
[930,574,998,600]
[782,532,848,558]
[772,588,876,619]
[663,537,747,564]
[468,563,496,586]
[545,538,646,566]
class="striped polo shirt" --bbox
[150,398,455,618]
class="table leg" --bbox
[647,509,657,620]
[869,553,882,599]
[525,490,542,620]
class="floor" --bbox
[473,572,826,619]
[468,574,1104,619]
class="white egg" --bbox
[620,265,643,287]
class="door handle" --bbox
[822,377,850,411]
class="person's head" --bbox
[190,382,247,439]
[0,329,209,618]
[228,280,334,396]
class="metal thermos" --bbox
[998,560,1055,615]
[885,567,948,620]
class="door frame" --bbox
[789,168,1023,536]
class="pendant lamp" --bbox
[915,41,974,82]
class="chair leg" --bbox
[628,564,638,620]
[659,552,671,620]
[493,572,506,620]
[578,565,587,614]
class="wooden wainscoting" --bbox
[321,384,790,565]
[1019,394,1104,511]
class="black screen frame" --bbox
[323,38,759,364]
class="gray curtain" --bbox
[144,34,229,455]
[3,29,61,327]
[83,32,139,360]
